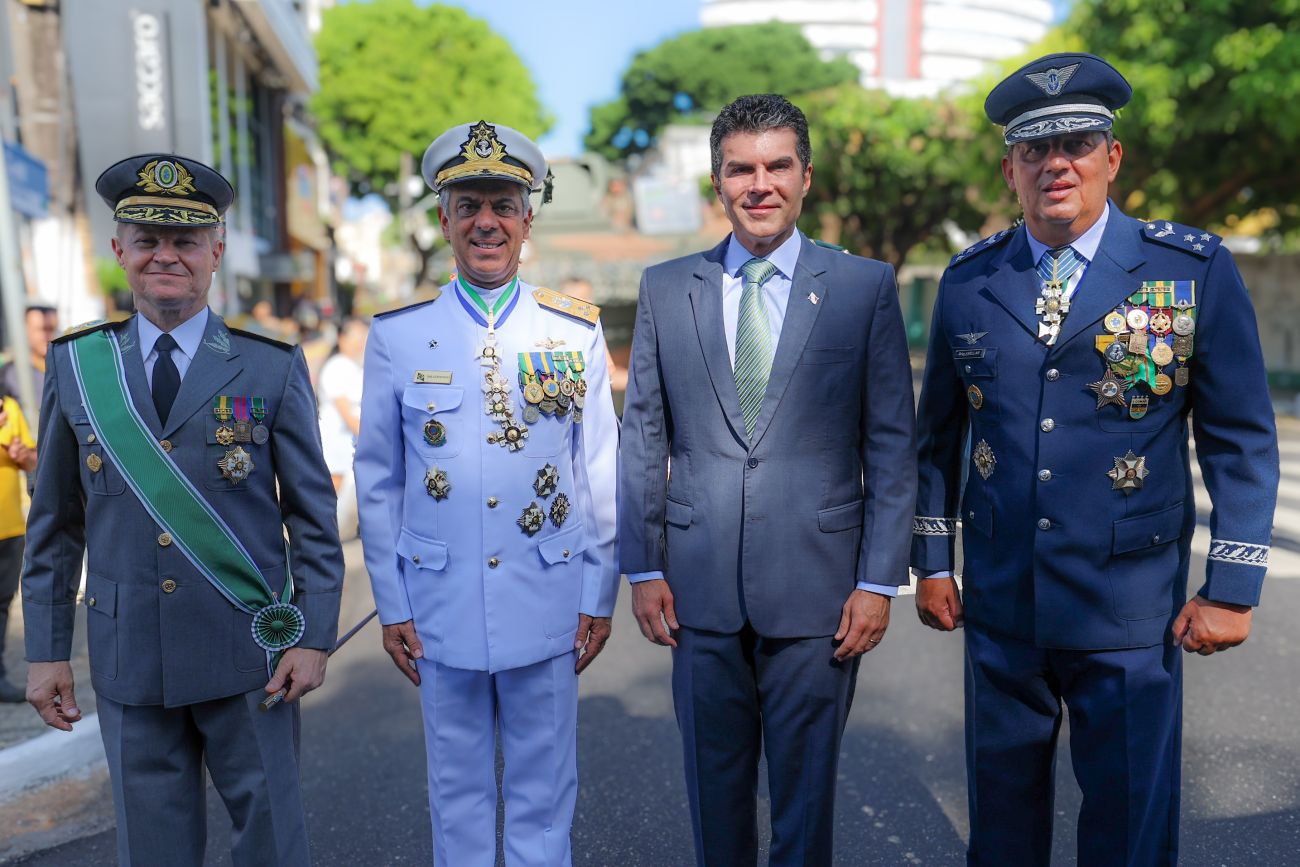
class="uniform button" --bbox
[964,364,973,374]
[412,555,421,564]
[1037,518,1051,530]
[488,557,500,569]
[747,457,759,468]
[86,433,97,444]
[562,549,570,558]
[1046,368,1060,382]
[161,579,177,593]
[1038,469,1052,481]
[86,596,96,607]
[968,510,974,520]
[1152,534,1161,544]
[158,532,173,547]
[487,497,499,508]
[1040,418,1055,432]
[427,402,436,411]
[160,439,173,452]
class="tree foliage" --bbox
[313,0,550,209]
[797,85,986,270]
[1069,0,1300,235]
[584,23,858,162]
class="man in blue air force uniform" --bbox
[913,54,1279,866]
[354,121,618,866]
[619,94,916,866]
[23,153,344,865]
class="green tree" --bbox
[313,0,550,277]
[797,85,987,270]
[585,23,858,162]
[1071,0,1300,237]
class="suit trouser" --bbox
[964,622,1182,867]
[97,686,309,867]
[416,652,579,867]
[0,536,22,680]
[672,623,859,867]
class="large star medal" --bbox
[1088,369,1127,410]
[1107,450,1149,494]
[517,502,546,536]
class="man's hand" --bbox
[382,620,424,685]
[8,440,35,472]
[631,579,679,647]
[27,661,82,731]
[574,614,612,674]
[264,648,328,703]
[916,577,965,631]
[833,590,891,661]
[1172,596,1252,655]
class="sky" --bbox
[438,0,702,159]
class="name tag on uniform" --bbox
[414,370,453,384]
[953,348,986,359]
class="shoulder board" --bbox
[227,327,293,351]
[1140,219,1221,258]
[949,226,1016,267]
[374,290,442,320]
[533,287,599,327]
[813,239,849,254]
[51,319,114,345]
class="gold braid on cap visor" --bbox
[114,195,222,224]
[435,121,535,189]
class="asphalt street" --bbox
[17,422,1300,866]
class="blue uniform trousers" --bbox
[416,652,579,867]
[965,623,1181,867]
[672,624,859,867]
[97,687,309,866]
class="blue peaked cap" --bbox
[985,52,1132,145]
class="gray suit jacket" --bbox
[618,236,917,637]
[23,312,344,707]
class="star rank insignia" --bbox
[972,439,997,481]
[1089,369,1127,410]
[1107,449,1149,494]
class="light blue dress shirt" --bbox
[138,307,210,388]
[920,203,1112,583]
[628,231,901,599]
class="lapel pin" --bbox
[808,292,820,305]
[428,339,439,349]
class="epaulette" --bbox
[1141,219,1221,259]
[374,290,442,320]
[533,287,599,327]
[51,319,114,345]
[813,239,850,254]
[227,327,293,351]
[949,226,1016,267]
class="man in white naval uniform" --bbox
[354,120,618,866]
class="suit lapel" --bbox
[977,227,1041,340]
[120,316,163,435]
[689,239,748,443]
[161,312,243,439]
[1051,209,1146,353]
[749,237,826,448]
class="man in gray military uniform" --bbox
[355,121,618,866]
[23,153,344,866]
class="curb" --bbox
[0,712,106,802]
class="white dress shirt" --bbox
[138,307,210,388]
[628,231,901,598]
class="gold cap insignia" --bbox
[136,159,196,196]
[435,121,534,189]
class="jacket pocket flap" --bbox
[401,384,464,414]
[396,528,449,571]
[818,499,865,532]
[85,574,117,617]
[539,523,588,565]
[665,498,693,528]
[1112,503,1185,555]
[954,348,997,378]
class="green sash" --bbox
[69,329,303,657]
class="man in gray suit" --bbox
[23,153,344,866]
[619,94,917,866]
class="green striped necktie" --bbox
[735,257,778,437]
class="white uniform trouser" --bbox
[416,652,578,867]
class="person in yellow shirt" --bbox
[0,393,36,702]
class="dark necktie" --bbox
[152,333,181,422]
